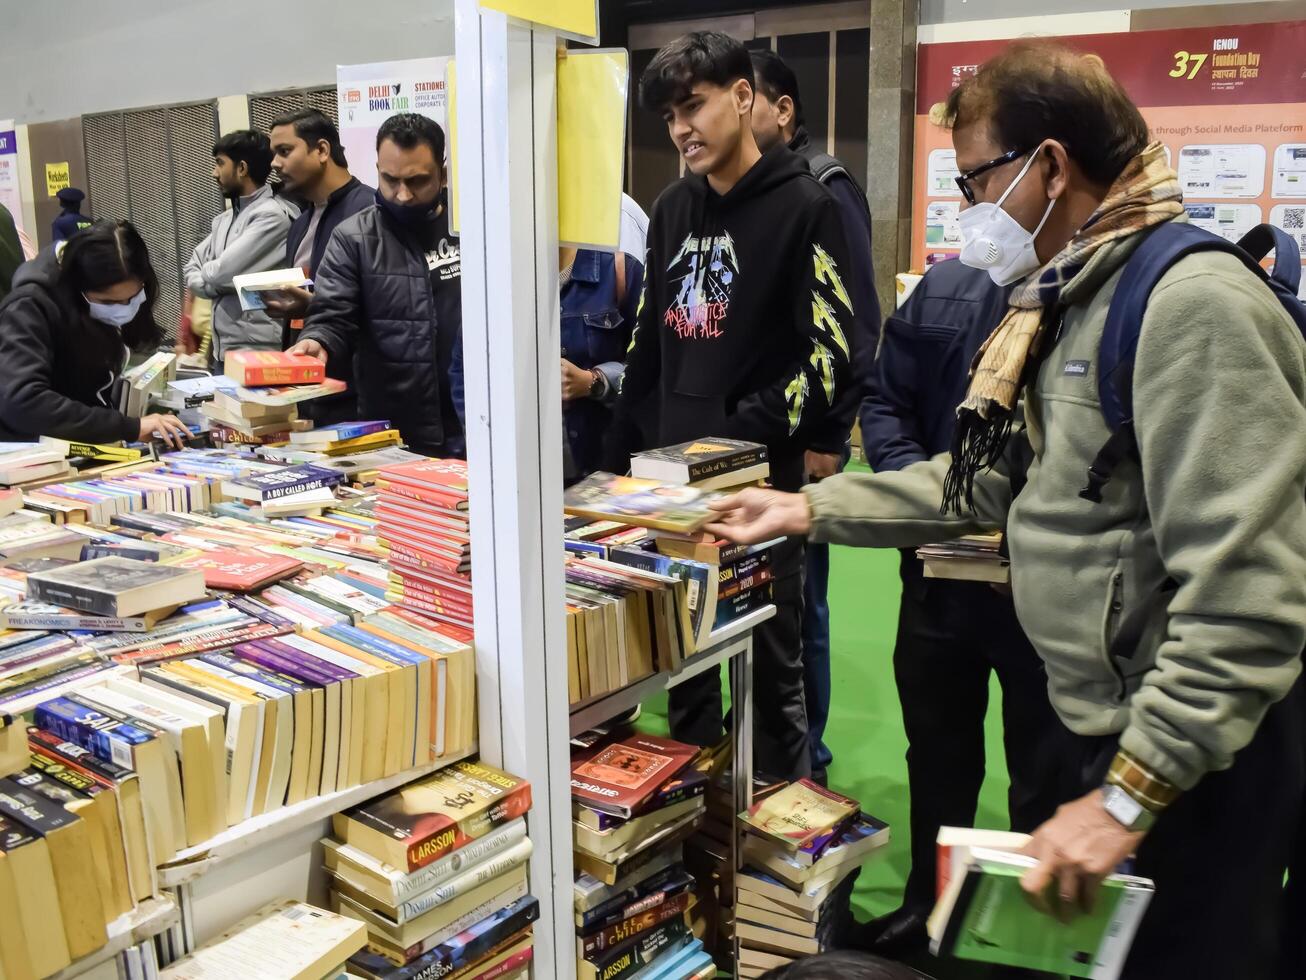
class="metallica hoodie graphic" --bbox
[610,144,855,491]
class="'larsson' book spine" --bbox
[389,818,529,901]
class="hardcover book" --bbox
[563,473,722,534]
[742,778,859,853]
[571,735,699,819]
[224,350,326,387]
[334,760,532,872]
[26,557,207,617]
[177,548,304,591]
[631,438,769,486]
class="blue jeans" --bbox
[803,540,833,774]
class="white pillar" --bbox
[454,2,575,976]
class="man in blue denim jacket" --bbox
[559,196,647,482]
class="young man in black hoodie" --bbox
[605,31,854,781]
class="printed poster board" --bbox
[336,57,452,192]
[912,20,1306,297]
[0,122,24,234]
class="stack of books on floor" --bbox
[327,759,537,980]
[571,728,716,979]
[917,532,1009,584]
[160,899,367,978]
[375,458,474,631]
[927,827,1153,978]
[733,780,891,977]
[0,441,73,487]
[203,351,346,447]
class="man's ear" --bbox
[734,78,755,115]
[1042,140,1072,201]
[776,94,795,131]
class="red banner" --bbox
[917,21,1306,112]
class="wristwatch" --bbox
[587,368,606,399]
[1101,784,1156,832]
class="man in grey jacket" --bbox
[707,42,1305,980]
[184,129,297,364]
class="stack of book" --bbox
[0,509,85,562]
[203,351,346,446]
[563,554,692,707]
[327,760,537,980]
[928,827,1153,978]
[630,438,770,492]
[917,532,1009,584]
[732,780,891,977]
[220,460,348,518]
[160,899,368,978]
[282,421,403,458]
[570,729,716,980]
[374,458,473,631]
[0,442,73,486]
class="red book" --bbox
[571,734,699,819]
[387,555,473,591]
[379,458,469,495]
[392,591,474,627]
[379,479,469,513]
[110,621,294,665]
[382,538,469,576]
[177,548,304,591]
[223,350,326,386]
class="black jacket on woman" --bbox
[0,249,141,443]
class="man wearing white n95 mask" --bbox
[704,41,1306,980]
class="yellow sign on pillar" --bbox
[446,59,459,235]
[480,0,598,44]
[557,49,628,250]
[45,162,70,197]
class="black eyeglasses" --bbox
[954,148,1030,205]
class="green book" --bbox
[931,847,1153,979]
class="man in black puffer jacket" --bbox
[290,113,464,457]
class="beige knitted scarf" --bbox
[941,142,1184,514]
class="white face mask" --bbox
[85,288,146,328]
[958,150,1056,286]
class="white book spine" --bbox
[390,817,529,901]
[398,838,534,922]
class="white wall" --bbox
[0,0,455,123]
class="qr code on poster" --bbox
[1283,207,1305,230]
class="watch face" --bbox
[1104,786,1145,829]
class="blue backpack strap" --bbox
[1085,223,1255,502]
[1238,223,1303,297]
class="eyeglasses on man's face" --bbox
[954,147,1031,205]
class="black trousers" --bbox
[894,551,1065,914]
[667,536,811,781]
[1056,672,1306,980]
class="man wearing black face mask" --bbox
[288,113,464,457]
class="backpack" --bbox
[1080,222,1306,503]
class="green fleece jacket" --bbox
[806,240,1306,792]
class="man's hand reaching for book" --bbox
[287,338,328,364]
[1020,790,1145,922]
[704,487,811,544]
